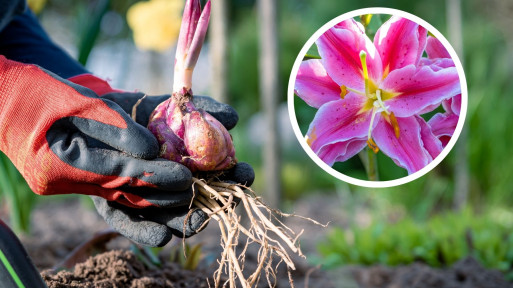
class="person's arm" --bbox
[0,7,87,78]
[0,0,26,32]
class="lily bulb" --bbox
[147,0,237,172]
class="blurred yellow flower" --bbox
[127,0,184,52]
[27,0,47,14]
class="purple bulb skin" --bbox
[148,91,237,172]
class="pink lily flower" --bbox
[295,17,461,174]
[422,36,460,147]
[173,0,211,93]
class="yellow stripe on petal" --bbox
[359,98,375,114]
[380,89,400,101]
[383,65,390,80]
[389,112,401,138]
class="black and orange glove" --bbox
[90,162,253,246]
[0,56,195,209]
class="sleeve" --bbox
[0,6,88,78]
[0,0,26,31]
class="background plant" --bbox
[0,153,34,233]
[317,208,513,280]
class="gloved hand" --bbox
[91,162,254,247]
[69,74,255,246]
[0,56,192,209]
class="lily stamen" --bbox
[375,90,389,114]
[345,86,365,96]
[367,107,377,140]
[367,138,379,153]
[359,51,372,98]
[366,107,380,154]
[389,112,401,138]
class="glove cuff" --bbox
[68,74,123,96]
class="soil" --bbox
[350,257,513,288]
[18,196,339,287]
[40,248,331,288]
[41,250,210,288]
[6,196,513,288]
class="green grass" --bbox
[0,153,38,234]
[317,208,513,279]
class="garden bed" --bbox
[19,197,338,287]
[350,257,513,288]
[10,197,513,288]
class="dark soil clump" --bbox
[352,257,513,288]
[41,250,211,288]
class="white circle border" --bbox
[287,7,468,188]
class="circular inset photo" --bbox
[288,8,467,187]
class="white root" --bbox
[191,177,326,288]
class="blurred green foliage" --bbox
[76,0,111,65]
[169,243,203,271]
[318,208,513,279]
[0,153,35,233]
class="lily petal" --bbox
[306,93,372,154]
[417,103,441,114]
[419,58,455,71]
[334,19,365,30]
[317,19,383,91]
[372,116,431,174]
[374,16,427,74]
[428,112,458,139]
[426,36,450,59]
[381,64,460,117]
[317,138,367,166]
[442,94,461,116]
[416,115,443,159]
[451,94,461,116]
[295,59,342,108]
